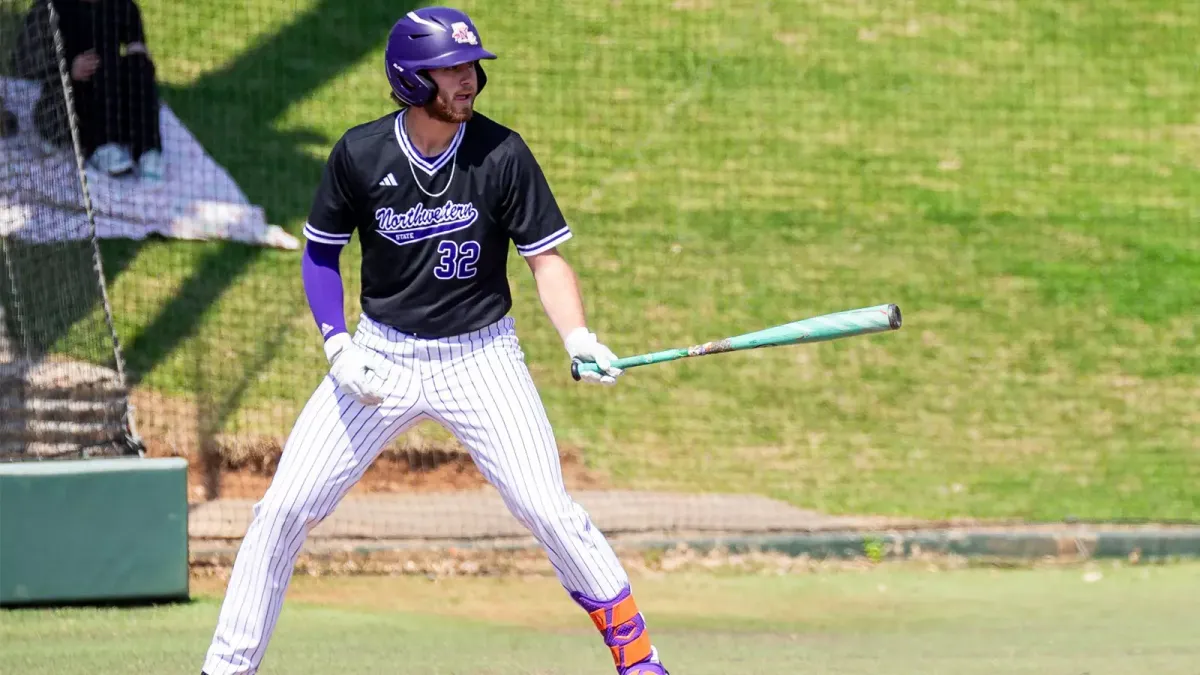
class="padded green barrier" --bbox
[0,457,189,607]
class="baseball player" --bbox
[200,7,670,675]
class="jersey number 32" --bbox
[433,240,480,280]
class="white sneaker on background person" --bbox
[87,142,134,176]
[138,148,165,182]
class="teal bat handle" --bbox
[570,303,902,381]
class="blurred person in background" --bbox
[12,0,165,181]
[0,98,16,138]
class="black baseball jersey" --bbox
[304,109,572,338]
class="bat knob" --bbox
[888,304,902,329]
[570,359,582,381]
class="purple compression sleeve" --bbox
[302,240,347,341]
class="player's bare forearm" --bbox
[525,247,587,342]
[526,247,623,382]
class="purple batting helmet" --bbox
[384,7,497,107]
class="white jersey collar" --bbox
[394,109,465,177]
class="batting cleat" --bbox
[572,586,670,675]
[626,663,669,674]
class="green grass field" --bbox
[38,0,1200,519]
[3,562,1198,673]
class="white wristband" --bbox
[563,326,592,354]
[323,332,353,363]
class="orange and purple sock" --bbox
[571,586,666,674]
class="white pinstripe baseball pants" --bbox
[201,316,631,675]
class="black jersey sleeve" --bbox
[496,134,572,257]
[304,136,359,246]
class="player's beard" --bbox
[425,90,474,123]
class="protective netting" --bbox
[1,0,1194,551]
[0,0,137,461]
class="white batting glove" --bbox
[323,333,387,406]
[565,327,623,386]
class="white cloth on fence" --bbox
[0,76,298,250]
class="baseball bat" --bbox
[571,303,902,381]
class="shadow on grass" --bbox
[122,0,421,495]
[1,0,418,486]
[119,0,418,384]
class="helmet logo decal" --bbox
[451,21,478,45]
